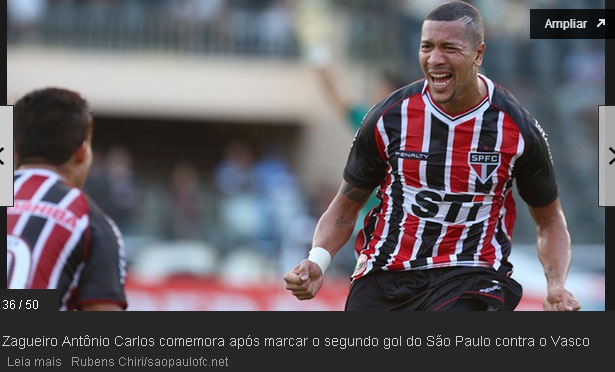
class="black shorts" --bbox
[345,266,523,311]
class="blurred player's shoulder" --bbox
[85,194,124,241]
[15,168,87,211]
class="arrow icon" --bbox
[598,19,605,27]
[610,147,615,165]
[0,147,3,165]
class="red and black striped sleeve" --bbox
[493,86,558,207]
[343,81,423,191]
[342,105,388,190]
[72,199,127,310]
[514,118,559,207]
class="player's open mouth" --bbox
[430,73,453,88]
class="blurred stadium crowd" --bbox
[8,0,605,309]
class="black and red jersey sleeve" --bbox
[343,105,388,190]
[493,85,558,207]
[514,119,558,207]
[73,200,127,310]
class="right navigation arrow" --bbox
[610,147,615,165]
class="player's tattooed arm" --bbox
[529,199,580,310]
[339,182,373,204]
[545,265,554,282]
[335,216,355,230]
[309,181,372,256]
[530,199,571,290]
[331,181,373,231]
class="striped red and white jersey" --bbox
[344,74,557,281]
[6,168,127,310]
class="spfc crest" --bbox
[469,151,500,182]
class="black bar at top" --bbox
[530,9,610,39]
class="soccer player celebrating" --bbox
[7,88,127,311]
[284,1,580,311]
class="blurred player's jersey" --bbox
[345,75,557,281]
[7,168,127,310]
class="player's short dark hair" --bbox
[424,1,484,46]
[14,88,92,166]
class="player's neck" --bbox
[438,75,488,116]
[18,163,75,187]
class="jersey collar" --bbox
[421,73,494,101]
[421,73,494,124]
[15,168,66,183]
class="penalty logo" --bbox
[469,151,500,182]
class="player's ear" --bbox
[73,141,88,164]
[474,42,485,67]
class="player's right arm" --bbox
[284,99,387,301]
[284,181,372,300]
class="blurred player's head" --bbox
[14,87,94,188]
[419,1,485,112]
[373,70,407,102]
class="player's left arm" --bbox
[528,198,581,311]
[73,201,128,311]
[512,113,579,311]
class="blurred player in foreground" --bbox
[7,88,127,311]
[285,1,580,311]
